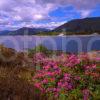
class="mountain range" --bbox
[0,17,100,35]
[0,27,49,35]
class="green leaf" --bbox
[36,66,41,70]
[59,93,66,100]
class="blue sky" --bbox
[0,0,100,30]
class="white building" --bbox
[92,33,99,35]
[58,33,64,36]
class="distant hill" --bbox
[0,27,49,36]
[53,17,100,35]
[0,30,10,35]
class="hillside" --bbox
[53,17,100,35]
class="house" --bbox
[58,33,64,36]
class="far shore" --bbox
[0,34,100,37]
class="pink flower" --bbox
[50,78,55,82]
[34,83,41,89]
[43,65,50,70]
[92,64,96,69]
[53,65,58,69]
[84,64,96,71]
[95,57,100,62]
[74,76,81,80]
[58,82,62,87]
[42,79,48,84]
[64,73,71,80]
[33,53,97,99]
[82,89,90,100]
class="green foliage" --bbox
[34,44,48,53]
[28,44,62,57]
[59,93,66,100]
[92,85,100,99]
[68,88,83,100]
[28,44,50,57]
[37,31,60,35]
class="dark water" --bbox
[0,35,100,53]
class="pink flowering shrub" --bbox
[33,52,46,67]
[33,53,100,100]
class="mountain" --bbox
[54,17,100,35]
[0,17,100,36]
[0,30,10,35]
[0,27,49,36]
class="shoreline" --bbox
[0,34,99,37]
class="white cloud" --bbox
[13,15,22,21]
[79,10,92,18]
[0,0,100,30]
[0,0,99,21]
[1,21,66,30]
[0,0,55,22]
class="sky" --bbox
[0,0,100,30]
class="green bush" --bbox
[28,45,52,57]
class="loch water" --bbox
[0,35,100,53]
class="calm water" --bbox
[0,35,100,53]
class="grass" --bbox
[0,45,47,100]
[0,66,47,100]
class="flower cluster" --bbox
[33,53,100,99]
[33,52,46,66]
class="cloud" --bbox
[1,21,66,30]
[79,10,92,18]
[0,0,55,22]
[0,0,100,30]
